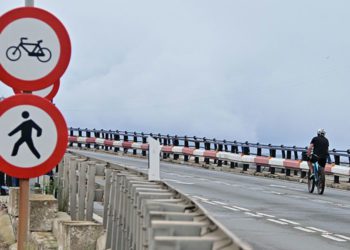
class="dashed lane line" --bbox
[267,219,288,225]
[223,206,240,211]
[192,196,208,201]
[245,212,263,217]
[189,195,349,243]
[202,200,217,205]
[257,212,275,218]
[232,206,250,212]
[335,234,350,241]
[294,227,316,233]
[212,201,228,205]
[321,234,347,242]
[278,219,300,225]
[306,227,328,233]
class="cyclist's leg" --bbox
[318,158,326,169]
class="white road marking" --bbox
[267,219,288,225]
[263,191,283,195]
[245,212,263,217]
[322,234,346,242]
[223,206,239,211]
[198,178,208,181]
[269,184,287,188]
[335,234,350,241]
[163,179,194,185]
[278,219,299,225]
[202,200,217,205]
[232,206,250,211]
[257,213,275,218]
[212,201,228,205]
[294,227,316,233]
[181,175,193,178]
[306,227,328,233]
[192,196,208,201]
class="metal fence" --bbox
[69,127,350,166]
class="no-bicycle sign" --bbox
[0,7,71,91]
[0,94,68,178]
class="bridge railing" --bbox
[68,128,350,185]
[69,127,350,166]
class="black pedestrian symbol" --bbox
[6,37,52,63]
[8,111,42,159]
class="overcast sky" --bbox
[1,0,349,150]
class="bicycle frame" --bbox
[313,161,319,183]
[19,42,43,54]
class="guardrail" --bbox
[68,128,350,185]
[59,153,251,250]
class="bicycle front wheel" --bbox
[37,48,52,63]
[6,46,21,61]
[317,167,325,195]
[307,170,315,193]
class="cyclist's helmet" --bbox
[317,128,326,136]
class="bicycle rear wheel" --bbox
[317,167,325,195]
[307,170,315,193]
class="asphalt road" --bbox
[71,150,350,250]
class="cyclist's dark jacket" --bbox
[310,135,329,159]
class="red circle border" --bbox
[0,7,71,91]
[0,94,68,178]
[13,80,60,102]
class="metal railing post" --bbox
[184,136,189,162]
[204,138,210,164]
[194,137,200,164]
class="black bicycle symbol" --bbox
[6,37,52,63]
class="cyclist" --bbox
[307,128,329,179]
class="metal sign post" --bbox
[18,2,33,248]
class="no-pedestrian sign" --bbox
[0,7,71,91]
[0,94,68,178]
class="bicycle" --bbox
[307,155,325,195]
[6,37,52,63]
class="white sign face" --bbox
[0,18,60,81]
[0,104,57,168]
[0,7,71,92]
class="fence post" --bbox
[223,140,228,165]
[204,138,210,165]
[142,133,147,156]
[285,146,291,176]
[77,128,82,148]
[231,142,239,168]
[184,136,189,162]
[173,135,179,160]
[194,137,200,164]
[114,130,120,152]
[133,132,138,155]
[86,162,96,221]
[86,129,91,149]
[242,142,250,171]
[123,131,129,154]
[217,142,223,167]
[94,129,99,150]
[103,168,112,228]
[106,171,117,249]
[256,144,262,173]
[69,127,73,147]
[69,159,78,220]
[162,134,168,159]
[269,145,276,174]
[77,162,87,220]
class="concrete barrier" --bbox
[63,152,252,250]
